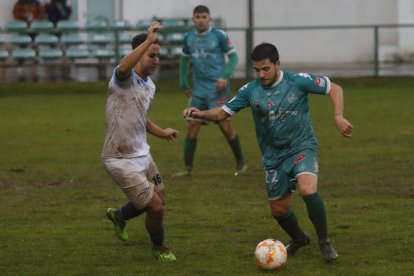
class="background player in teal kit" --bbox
[183,43,353,262]
[176,5,246,176]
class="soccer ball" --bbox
[254,239,287,270]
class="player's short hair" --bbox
[131,33,159,50]
[251,43,279,63]
[193,5,210,15]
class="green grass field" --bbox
[0,77,413,275]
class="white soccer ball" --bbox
[254,239,287,270]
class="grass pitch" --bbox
[0,77,413,275]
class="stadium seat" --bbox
[136,19,152,30]
[159,47,169,58]
[111,20,131,30]
[4,20,28,33]
[29,20,54,34]
[61,33,84,46]
[11,48,36,60]
[85,20,109,31]
[119,32,134,44]
[34,34,59,46]
[9,34,32,47]
[92,48,115,59]
[0,49,9,60]
[56,20,80,33]
[169,46,182,58]
[88,33,112,45]
[39,48,63,60]
[65,46,89,59]
[165,33,184,44]
[161,18,186,29]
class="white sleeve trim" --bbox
[325,77,331,95]
[221,105,235,116]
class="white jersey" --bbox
[102,67,155,158]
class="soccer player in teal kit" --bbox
[176,5,246,177]
[183,43,353,262]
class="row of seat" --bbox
[0,31,184,47]
[1,18,193,34]
[0,45,182,62]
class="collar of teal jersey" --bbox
[262,70,284,89]
[195,26,212,36]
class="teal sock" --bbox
[303,192,328,240]
[227,135,244,168]
[184,138,197,170]
[274,210,306,242]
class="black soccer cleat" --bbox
[285,232,311,256]
[318,239,338,262]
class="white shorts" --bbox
[102,154,164,209]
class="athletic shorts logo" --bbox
[294,153,306,165]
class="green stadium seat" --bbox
[29,20,54,34]
[161,18,186,29]
[4,20,28,33]
[111,20,131,30]
[56,20,80,33]
[39,48,63,60]
[65,46,89,59]
[119,32,134,44]
[92,48,115,59]
[85,20,109,31]
[169,46,182,58]
[11,48,36,60]
[136,19,152,30]
[88,33,112,45]
[165,33,184,44]
[159,47,169,58]
[9,34,32,47]
[0,49,9,60]
[61,33,84,46]
[34,34,59,46]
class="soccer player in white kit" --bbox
[102,22,178,261]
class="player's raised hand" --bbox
[147,21,163,43]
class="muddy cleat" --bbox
[319,239,338,262]
[286,232,311,256]
[106,208,128,241]
[234,164,248,176]
[152,246,177,261]
[172,170,192,177]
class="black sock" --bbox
[227,135,244,168]
[274,210,306,242]
[117,201,145,221]
[146,225,164,247]
[303,192,328,240]
[184,138,197,170]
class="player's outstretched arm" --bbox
[329,82,353,138]
[183,107,230,122]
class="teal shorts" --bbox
[265,149,319,200]
[190,84,232,110]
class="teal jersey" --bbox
[182,26,235,92]
[223,70,331,169]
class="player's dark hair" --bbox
[193,5,210,15]
[131,33,159,50]
[251,43,279,63]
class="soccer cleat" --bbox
[172,170,192,177]
[234,164,248,176]
[106,208,128,241]
[285,232,311,256]
[318,239,338,262]
[152,246,177,261]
